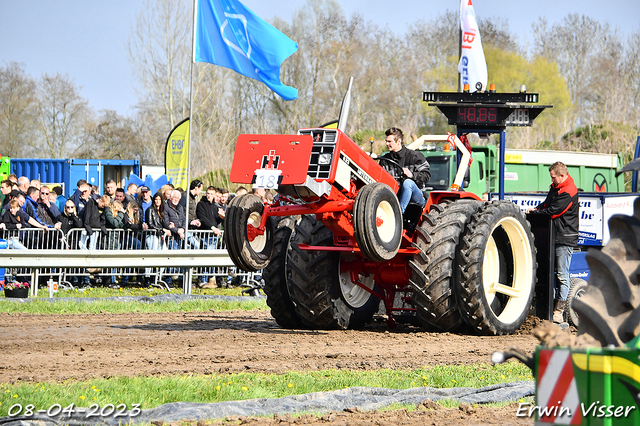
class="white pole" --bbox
[185,0,199,234]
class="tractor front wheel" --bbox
[224,194,274,272]
[287,215,379,329]
[353,183,403,262]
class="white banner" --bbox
[458,0,487,92]
[498,193,639,246]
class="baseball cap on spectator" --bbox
[140,186,150,193]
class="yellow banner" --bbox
[164,118,190,190]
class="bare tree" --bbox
[533,15,607,127]
[478,17,520,54]
[128,0,192,164]
[0,62,38,156]
[79,110,145,160]
[36,73,90,158]
[623,31,640,128]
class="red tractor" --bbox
[224,90,537,336]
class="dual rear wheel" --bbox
[410,199,536,335]
[456,201,537,335]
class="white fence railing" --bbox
[0,228,257,296]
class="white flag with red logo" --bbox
[458,0,487,92]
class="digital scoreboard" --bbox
[456,106,499,126]
[423,90,551,130]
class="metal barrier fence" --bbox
[0,228,258,295]
[0,227,65,250]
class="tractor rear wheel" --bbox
[262,217,303,329]
[286,215,379,329]
[224,194,274,272]
[564,277,588,328]
[457,200,537,335]
[409,199,481,332]
[353,183,403,262]
[573,210,640,346]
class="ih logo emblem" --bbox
[254,149,282,189]
[261,150,280,169]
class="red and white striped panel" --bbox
[537,349,582,425]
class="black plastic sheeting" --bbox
[1,294,265,304]
[0,381,533,425]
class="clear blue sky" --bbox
[1,0,638,118]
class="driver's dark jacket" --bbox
[381,146,431,188]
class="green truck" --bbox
[405,138,625,196]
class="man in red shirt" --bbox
[527,161,579,323]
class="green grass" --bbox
[0,363,532,417]
[22,286,246,298]
[0,287,268,314]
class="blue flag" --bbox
[194,0,299,100]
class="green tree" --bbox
[483,45,572,148]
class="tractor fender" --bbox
[426,191,483,211]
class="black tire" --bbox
[574,207,640,346]
[564,277,588,328]
[353,184,375,259]
[457,200,537,335]
[353,183,402,262]
[409,199,481,331]
[286,215,379,329]
[224,194,274,272]
[262,217,304,329]
[223,195,248,270]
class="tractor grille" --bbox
[299,129,337,179]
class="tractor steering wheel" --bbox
[377,157,406,182]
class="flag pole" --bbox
[185,0,199,234]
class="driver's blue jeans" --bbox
[398,179,425,213]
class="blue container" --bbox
[11,158,141,198]
[569,250,590,281]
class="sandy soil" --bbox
[0,309,541,425]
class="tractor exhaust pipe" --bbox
[337,77,354,133]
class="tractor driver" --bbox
[381,127,430,213]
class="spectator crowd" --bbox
[0,174,259,289]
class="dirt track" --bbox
[0,309,539,424]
